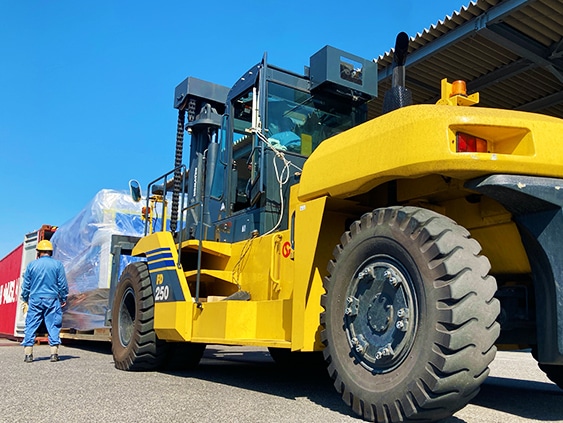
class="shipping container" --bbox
[0,225,56,339]
[0,245,23,337]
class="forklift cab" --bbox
[207,49,376,243]
[177,46,377,244]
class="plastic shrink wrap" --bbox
[51,189,145,331]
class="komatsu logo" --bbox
[192,167,198,199]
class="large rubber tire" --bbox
[165,342,207,371]
[538,363,563,389]
[531,347,563,390]
[321,206,500,422]
[111,262,167,371]
[268,347,326,372]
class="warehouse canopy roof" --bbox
[369,0,563,119]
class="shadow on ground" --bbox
[66,342,563,422]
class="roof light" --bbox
[437,79,479,106]
[456,132,488,153]
[451,80,467,97]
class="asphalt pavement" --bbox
[0,339,561,423]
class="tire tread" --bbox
[321,206,500,422]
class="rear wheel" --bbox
[268,347,326,371]
[539,364,563,389]
[322,206,500,422]
[111,262,167,370]
[165,342,207,371]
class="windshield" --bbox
[266,81,365,156]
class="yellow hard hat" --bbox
[36,240,53,251]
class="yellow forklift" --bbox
[110,33,563,422]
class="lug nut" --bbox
[374,343,395,360]
[397,308,409,318]
[396,319,408,332]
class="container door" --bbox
[0,245,23,337]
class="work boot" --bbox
[24,346,33,363]
[50,345,59,362]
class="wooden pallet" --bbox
[60,328,111,342]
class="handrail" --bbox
[144,165,187,236]
[144,162,205,305]
[178,199,204,304]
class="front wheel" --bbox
[322,207,500,422]
[111,262,167,370]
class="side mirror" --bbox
[129,179,142,202]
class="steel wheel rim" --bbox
[118,286,136,347]
[344,255,418,373]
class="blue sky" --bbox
[0,1,471,259]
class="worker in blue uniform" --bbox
[20,240,68,363]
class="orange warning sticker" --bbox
[282,241,291,258]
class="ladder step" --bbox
[181,239,232,257]
[184,269,233,284]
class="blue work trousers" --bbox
[21,297,63,347]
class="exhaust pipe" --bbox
[382,32,413,114]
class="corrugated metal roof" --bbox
[369,0,563,119]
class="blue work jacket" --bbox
[21,256,68,303]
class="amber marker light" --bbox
[451,80,467,97]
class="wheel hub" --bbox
[344,259,417,373]
[367,294,393,333]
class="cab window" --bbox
[266,81,364,156]
[232,88,255,210]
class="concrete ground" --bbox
[0,339,561,422]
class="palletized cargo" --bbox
[0,190,144,341]
[51,189,144,335]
